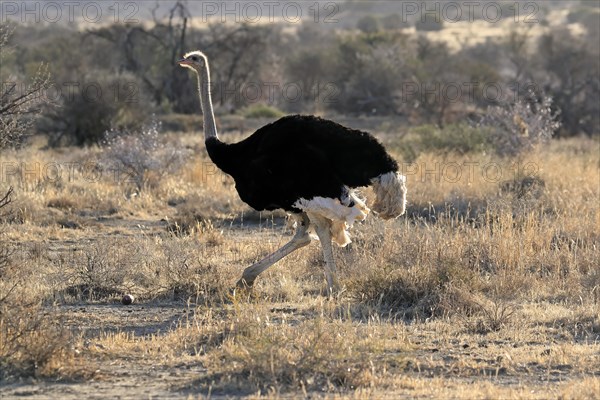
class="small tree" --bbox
[479,91,560,157]
[0,24,51,214]
[42,72,149,147]
[535,28,599,136]
[0,25,51,149]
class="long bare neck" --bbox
[196,65,218,141]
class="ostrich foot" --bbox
[228,277,255,300]
[236,276,255,290]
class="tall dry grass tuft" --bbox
[0,299,78,379]
[0,249,82,380]
[214,323,374,391]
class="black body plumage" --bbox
[205,115,398,213]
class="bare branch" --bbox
[0,28,52,149]
[0,187,13,210]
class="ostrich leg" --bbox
[236,213,311,289]
[309,214,339,297]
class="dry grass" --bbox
[0,132,599,398]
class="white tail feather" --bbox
[292,172,406,247]
[293,196,369,247]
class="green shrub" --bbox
[41,72,153,146]
[381,13,409,30]
[356,15,381,34]
[396,123,491,162]
[415,15,444,31]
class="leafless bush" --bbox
[0,25,51,149]
[65,249,127,301]
[0,300,74,380]
[0,187,13,214]
[480,91,560,156]
[465,299,519,334]
[205,316,384,393]
[101,119,191,191]
[0,254,76,380]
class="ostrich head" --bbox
[177,51,208,72]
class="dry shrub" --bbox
[0,26,52,149]
[56,236,233,304]
[560,314,600,341]
[479,91,560,157]
[204,314,395,394]
[154,243,231,303]
[101,119,191,191]
[46,196,77,211]
[0,250,79,380]
[499,175,546,200]
[60,240,135,301]
[166,195,214,236]
[345,264,482,319]
[0,187,13,215]
[42,71,152,147]
[462,299,519,334]
[0,299,76,380]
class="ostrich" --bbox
[178,51,407,295]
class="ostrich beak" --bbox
[177,58,190,66]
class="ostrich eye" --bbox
[191,56,198,61]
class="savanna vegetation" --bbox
[1,1,598,398]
